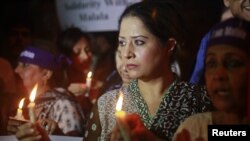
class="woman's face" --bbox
[15,62,48,92]
[205,45,248,113]
[71,37,92,72]
[225,0,250,22]
[115,49,131,85]
[118,16,168,80]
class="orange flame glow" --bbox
[87,71,92,78]
[18,98,25,109]
[116,91,123,111]
[29,84,38,102]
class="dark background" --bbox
[0,0,224,81]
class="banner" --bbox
[56,0,141,32]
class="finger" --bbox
[110,125,120,141]
[17,122,40,137]
[43,122,52,134]
[7,125,17,134]
[7,120,20,133]
[49,122,57,134]
[16,127,36,139]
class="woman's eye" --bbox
[134,40,144,46]
[225,59,245,69]
[205,60,217,70]
[84,47,91,53]
[22,63,30,68]
[118,40,126,47]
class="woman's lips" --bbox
[126,64,138,69]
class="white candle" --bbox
[86,71,92,88]
[115,92,126,118]
[85,71,92,97]
[28,84,38,123]
[15,98,25,120]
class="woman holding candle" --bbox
[57,27,93,94]
[8,39,85,137]
[172,17,250,141]
[84,1,212,141]
[57,27,95,116]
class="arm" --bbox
[110,114,157,141]
[15,122,50,141]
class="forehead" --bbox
[119,16,150,36]
[206,44,248,56]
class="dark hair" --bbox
[118,0,187,46]
[57,27,91,57]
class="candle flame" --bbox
[29,84,38,102]
[18,98,25,109]
[116,92,123,111]
[87,71,92,78]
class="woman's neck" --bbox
[138,72,174,116]
[138,71,174,97]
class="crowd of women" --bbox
[0,0,249,141]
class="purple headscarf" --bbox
[190,17,249,84]
[19,46,61,70]
[207,17,250,52]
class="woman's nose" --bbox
[123,43,134,59]
[213,66,228,81]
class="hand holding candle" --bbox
[28,84,38,123]
[7,98,28,134]
[15,98,25,120]
[115,91,130,141]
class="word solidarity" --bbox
[208,125,250,141]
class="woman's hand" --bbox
[110,114,156,141]
[38,119,62,135]
[16,121,51,141]
[7,117,28,134]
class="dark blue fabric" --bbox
[189,32,210,84]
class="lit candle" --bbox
[115,91,130,141]
[86,71,92,88]
[85,71,92,97]
[28,84,38,123]
[15,98,25,120]
[115,92,126,118]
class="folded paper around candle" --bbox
[9,116,29,127]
